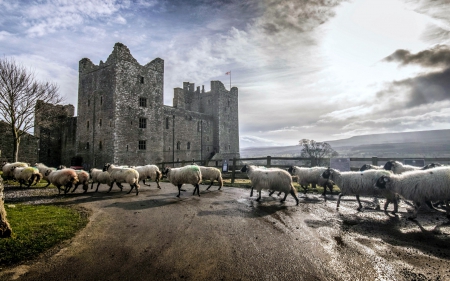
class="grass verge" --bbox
[0,204,89,266]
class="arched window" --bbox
[187,142,191,150]
[177,141,181,150]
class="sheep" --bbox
[359,164,384,171]
[89,168,112,192]
[287,166,334,197]
[70,170,90,193]
[103,163,140,195]
[198,166,223,191]
[374,166,450,219]
[2,162,29,182]
[132,165,162,189]
[241,165,299,205]
[47,168,79,194]
[162,165,202,197]
[11,166,42,188]
[321,167,398,213]
[34,163,57,187]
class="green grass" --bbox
[0,204,89,266]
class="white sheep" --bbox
[11,166,42,188]
[70,170,90,193]
[89,168,112,192]
[241,165,299,205]
[47,168,79,194]
[2,162,29,182]
[198,166,223,191]
[34,163,56,187]
[374,166,450,219]
[322,168,398,213]
[103,163,140,195]
[162,165,202,197]
[287,166,334,197]
[132,165,162,189]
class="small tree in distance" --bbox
[299,139,338,167]
[0,57,62,162]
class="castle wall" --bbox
[162,106,214,165]
[0,121,38,164]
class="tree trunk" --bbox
[13,131,20,162]
[0,177,13,238]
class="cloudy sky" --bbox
[1,0,450,148]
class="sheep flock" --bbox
[1,159,450,223]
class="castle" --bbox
[33,42,240,169]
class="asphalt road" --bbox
[1,182,450,281]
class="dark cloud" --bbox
[383,45,450,68]
[261,0,348,35]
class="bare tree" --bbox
[0,57,62,162]
[299,139,338,166]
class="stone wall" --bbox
[0,121,38,164]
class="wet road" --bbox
[1,182,450,280]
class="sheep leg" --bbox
[156,179,161,189]
[206,180,214,191]
[425,200,437,210]
[336,193,343,209]
[408,202,420,220]
[374,197,381,210]
[108,182,115,193]
[91,182,94,189]
[116,182,123,191]
[194,184,200,197]
[95,182,101,193]
[269,190,275,196]
[72,184,79,193]
[302,185,308,194]
[256,190,261,202]
[143,179,152,186]
[177,184,182,197]
[393,199,398,214]
[127,185,135,194]
[44,181,51,188]
[445,200,450,219]
[290,189,299,206]
[281,192,288,202]
[356,195,363,211]
[250,186,254,197]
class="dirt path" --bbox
[1,183,450,280]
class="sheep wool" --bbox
[359,164,384,171]
[47,168,79,194]
[34,163,56,187]
[89,168,112,192]
[70,170,90,193]
[104,163,140,195]
[2,162,29,181]
[374,166,450,219]
[163,165,202,197]
[12,166,41,188]
[322,168,397,213]
[198,166,223,190]
[288,166,334,197]
[241,165,299,205]
[132,165,162,189]
[383,160,420,174]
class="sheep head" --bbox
[374,175,390,189]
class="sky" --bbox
[1,0,450,149]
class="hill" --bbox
[240,129,450,158]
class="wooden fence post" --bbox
[372,157,378,166]
[231,158,236,184]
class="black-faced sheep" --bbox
[162,165,202,197]
[132,165,162,189]
[34,163,56,187]
[198,166,223,191]
[2,162,29,182]
[322,168,398,213]
[374,166,450,219]
[287,166,334,197]
[47,168,79,194]
[359,164,384,171]
[103,163,140,195]
[89,168,112,192]
[241,165,299,205]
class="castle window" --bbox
[166,117,170,129]
[139,97,147,107]
[100,96,103,105]
[126,145,129,151]
[87,121,89,129]
[140,76,144,84]
[99,141,103,150]
[228,145,231,150]
[177,141,181,150]
[86,142,90,150]
[138,140,146,150]
[99,119,102,127]
[187,142,190,150]
[139,118,147,129]
[197,121,201,132]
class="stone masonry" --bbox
[35,42,240,168]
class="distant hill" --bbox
[240,129,450,158]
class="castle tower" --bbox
[77,42,165,168]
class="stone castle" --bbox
[32,42,240,169]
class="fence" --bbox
[157,156,450,184]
